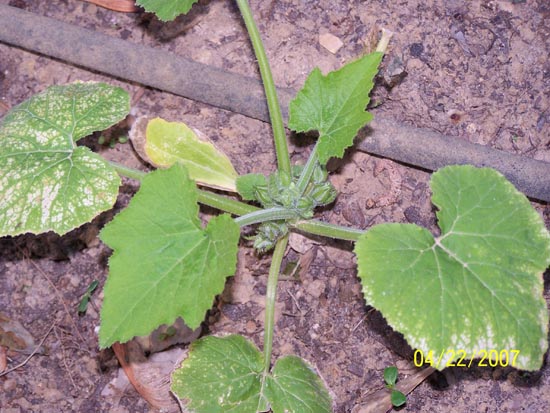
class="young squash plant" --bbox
[1,0,549,411]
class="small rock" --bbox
[409,42,424,57]
[3,377,17,392]
[245,320,257,334]
[307,279,326,299]
[319,33,344,54]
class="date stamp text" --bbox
[413,349,520,368]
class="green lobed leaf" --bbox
[99,164,240,348]
[265,355,333,413]
[136,0,198,21]
[390,390,407,407]
[171,335,333,413]
[383,366,398,386]
[171,335,265,413]
[0,82,129,236]
[143,118,238,192]
[288,52,383,164]
[356,165,550,371]
[236,173,267,201]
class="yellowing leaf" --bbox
[131,117,238,192]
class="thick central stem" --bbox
[263,234,288,371]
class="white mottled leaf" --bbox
[0,83,129,236]
[356,165,550,371]
[172,335,333,412]
[171,335,265,413]
[265,355,333,413]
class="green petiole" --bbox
[263,234,288,371]
[235,0,291,175]
[234,207,299,227]
[111,160,363,241]
[109,161,147,181]
[295,143,319,196]
[291,219,364,242]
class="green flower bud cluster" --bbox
[249,162,337,252]
[253,221,288,252]
[253,163,336,215]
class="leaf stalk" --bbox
[234,206,299,227]
[109,161,261,216]
[235,0,291,175]
[109,161,147,181]
[196,189,259,216]
[263,234,288,371]
[295,143,319,195]
[292,219,364,242]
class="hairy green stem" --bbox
[110,161,259,216]
[291,219,364,242]
[235,0,290,175]
[197,189,259,216]
[110,161,147,181]
[296,143,319,195]
[234,206,298,227]
[263,235,288,371]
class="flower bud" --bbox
[312,163,328,184]
[310,182,337,206]
[255,186,273,207]
[296,196,314,216]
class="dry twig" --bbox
[0,321,56,377]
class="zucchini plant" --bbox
[1,0,549,411]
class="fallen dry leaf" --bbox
[82,0,139,12]
[0,313,39,354]
[0,346,7,372]
[113,340,181,412]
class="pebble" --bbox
[319,33,344,54]
[307,280,326,299]
[245,320,257,333]
[3,377,17,392]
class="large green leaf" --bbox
[171,335,333,413]
[99,164,240,348]
[0,82,129,236]
[356,165,550,371]
[288,52,382,164]
[142,118,238,192]
[136,0,198,21]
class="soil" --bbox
[1,0,550,412]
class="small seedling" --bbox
[1,0,549,411]
[384,366,407,408]
[78,280,99,315]
[98,134,129,148]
